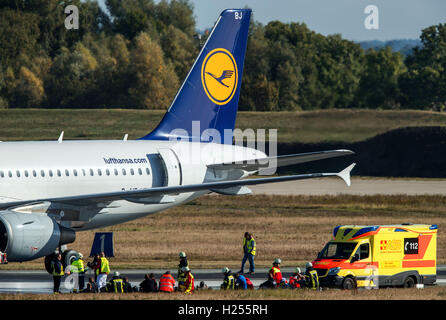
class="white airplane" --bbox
[0,9,355,269]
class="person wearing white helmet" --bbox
[107,271,124,293]
[177,251,189,287]
[178,266,194,294]
[70,252,85,292]
[259,258,282,289]
[289,267,305,289]
[220,267,235,290]
[304,261,319,290]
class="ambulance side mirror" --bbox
[350,256,359,263]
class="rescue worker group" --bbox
[50,232,320,294]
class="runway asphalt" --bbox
[0,266,446,294]
[249,178,446,196]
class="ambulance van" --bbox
[312,224,437,289]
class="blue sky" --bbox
[97,0,446,41]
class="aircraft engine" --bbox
[0,211,75,262]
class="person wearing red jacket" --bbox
[159,271,176,293]
[289,267,306,289]
[259,258,282,289]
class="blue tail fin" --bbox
[140,9,251,144]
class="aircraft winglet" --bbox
[336,163,356,187]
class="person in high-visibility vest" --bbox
[177,251,189,287]
[239,232,256,274]
[159,271,176,293]
[96,252,110,291]
[107,271,124,293]
[304,262,319,290]
[259,258,282,289]
[51,253,64,294]
[71,252,85,292]
[221,267,235,290]
[179,266,194,294]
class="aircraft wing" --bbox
[207,149,354,171]
[0,163,356,210]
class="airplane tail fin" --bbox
[140,9,252,144]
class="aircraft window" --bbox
[82,169,86,176]
[41,170,45,177]
[57,169,61,177]
[114,169,118,176]
[16,170,20,178]
[33,170,37,177]
[73,169,78,177]
[130,168,134,175]
[8,171,12,178]
[65,169,70,177]
[98,169,102,176]
[0,171,3,178]
[138,168,142,175]
[122,168,127,176]
[106,169,110,176]
[49,170,53,177]
[146,168,150,175]
[90,169,94,176]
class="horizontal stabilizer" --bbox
[336,163,356,187]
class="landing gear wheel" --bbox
[402,276,415,288]
[44,254,56,274]
[62,249,79,269]
[341,277,356,290]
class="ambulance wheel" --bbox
[341,277,356,290]
[402,276,416,288]
[62,249,78,268]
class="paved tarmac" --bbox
[250,178,446,196]
[0,266,445,294]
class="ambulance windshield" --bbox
[318,242,357,259]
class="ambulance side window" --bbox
[355,243,370,260]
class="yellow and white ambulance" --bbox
[312,224,437,289]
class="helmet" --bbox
[295,267,301,274]
[78,253,83,259]
[273,258,282,264]
[221,267,230,274]
[179,251,186,258]
[306,262,313,269]
[114,271,120,277]
[181,266,190,272]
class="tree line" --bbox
[0,0,445,111]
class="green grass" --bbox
[1,109,446,143]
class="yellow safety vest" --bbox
[243,237,256,256]
[306,270,319,290]
[112,278,124,293]
[222,275,235,290]
[71,259,84,273]
[52,261,64,276]
[100,257,110,274]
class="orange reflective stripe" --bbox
[402,260,435,268]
